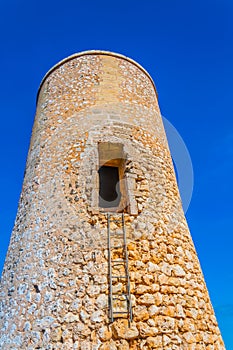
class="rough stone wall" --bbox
[0,52,225,349]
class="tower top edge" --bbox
[36,50,158,104]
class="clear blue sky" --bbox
[0,0,232,347]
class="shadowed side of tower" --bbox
[0,51,225,349]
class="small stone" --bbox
[138,322,158,337]
[118,339,129,350]
[69,299,82,312]
[80,310,90,323]
[138,293,155,305]
[111,319,139,340]
[91,310,104,323]
[98,326,112,341]
[17,283,28,295]
[136,221,146,230]
[35,316,55,329]
[63,312,79,323]
[44,291,53,303]
[148,305,159,316]
[51,327,62,341]
[146,336,162,347]
[163,334,171,345]
[75,324,91,339]
[168,276,180,287]
[158,273,169,285]
[147,318,156,327]
[134,306,149,321]
[80,340,91,350]
[154,292,163,306]
[161,305,175,317]
[99,340,117,350]
[156,316,175,332]
[86,285,100,297]
[176,304,185,318]
[172,265,185,277]
[186,308,198,319]
[161,262,172,276]
[142,274,153,285]
[135,284,150,294]
[183,331,196,343]
[96,294,108,309]
[112,283,123,294]
[147,261,158,273]
[94,275,107,284]
[23,321,31,331]
[73,341,80,349]
[150,283,160,292]
[31,331,41,344]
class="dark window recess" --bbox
[98,166,121,208]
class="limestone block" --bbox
[154,292,163,306]
[183,331,196,344]
[118,339,130,350]
[148,305,159,317]
[50,327,62,341]
[80,341,91,350]
[133,306,149,322]
[137,293,155,305]
[73,323,91,338]
[163,334,171,345]
[172,265,186,277]
[161,305,175,317]
[146,335,162,347]
[158,273,169,285]
[147,262,158,273]
[175,304,185,318]
[90,310,104,323]
[96,294,108,309]
[142,274,154,285]
[63,312,79,323]
[111,319,139,340]
[134,285,150,295]
[155,316,175,333]
[138,322,158,337]
[98,326,112,341]
[99,340,117,350]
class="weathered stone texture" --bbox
[0,51,225,349]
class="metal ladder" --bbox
[107,212,132,324]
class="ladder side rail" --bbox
[122,213,133,322]
[107,213,114,323]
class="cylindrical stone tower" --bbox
[0,51,225,349]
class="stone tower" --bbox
[0,51,225,349]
